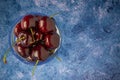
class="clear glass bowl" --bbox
[10,13,61,65]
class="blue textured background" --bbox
[0,0,120,80]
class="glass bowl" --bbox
[9,13,61,65]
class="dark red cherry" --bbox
[40,46,50,61]
[21,15,33,30]
[14,22,22,36]
[36,15,42,20]
[46,17,56,32]
[14,44,29,58]
[31,45,50,61]
[38,16,56,33]
[29,17,38,28]
[44,33,60,49]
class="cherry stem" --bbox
[30,28,35,42]
[3,47,10,64]
[49,12,60,18]
[16,36,25,43]
[32,60,39,76]
[3,36,25,64]
[55,55,62,61]
[50,50,62,61]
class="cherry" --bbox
[31,45,50,61]
[14,22,22,36]
[14,44,29,58]
[40,46,50,61]
[44,33,60,49]
[21,15,34,30]
[46,18,56,32]
[36,15,42,20]
[29,17,38,28]
[38,16,56,33]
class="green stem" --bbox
[55,55,62,61]
[50,50,62,61]
[3,47,11,64]
[32,60,39,76]
[49,12,60,18]
[30,28,35,42]
[3,36,25,64]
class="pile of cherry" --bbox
[13,15,60,62]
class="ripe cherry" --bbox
[31,45,50,61]
[38,16,56,33]
[44,33,60,49]
[14,22,22,36]
[21,15,34,30]
[14,44,29,58]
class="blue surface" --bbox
[0,0,120,80]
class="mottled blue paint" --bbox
[0,0,120,80]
